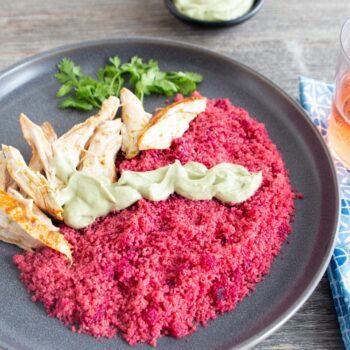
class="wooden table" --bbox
[0,0,348,348]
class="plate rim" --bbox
[0,37,340,350]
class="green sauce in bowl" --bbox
[173,0,255,22]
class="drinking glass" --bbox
[328,17,350,167]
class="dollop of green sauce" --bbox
[53,150,262,229]
[173,0,255,22]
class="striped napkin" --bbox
[299,76,350,349]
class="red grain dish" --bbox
[13,98,295,346]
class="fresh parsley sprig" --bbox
[55,56,203,111]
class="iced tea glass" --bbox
[328,17,350,167]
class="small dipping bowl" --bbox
[164,0,263,27]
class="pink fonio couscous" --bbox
[13,98,295,346]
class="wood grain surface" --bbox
[0,0,349,349]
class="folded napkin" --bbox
[299,76,350,348]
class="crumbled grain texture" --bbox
[13,99,295,346]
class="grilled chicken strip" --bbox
[53,96,120,169]
[138,96,207,150]
[0,188,71,260]
[7,188,59,232]
[20,113,56,184]
[120,88,151,159]
[2,145,63,220]
[40,121,58,143]
[80,119,123,182]
[28,121,58,172]
[0,152,17,191]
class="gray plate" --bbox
[0,38,339,350]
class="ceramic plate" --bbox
[0,38,339,350]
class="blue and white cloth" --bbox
[299,76,350,348]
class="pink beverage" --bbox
[328,71,350,167]
[328,18,350,167]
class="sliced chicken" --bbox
[138,96,207,150]
[2,145,63,220]
[20,113,56,184]
[28,152,43,173]
[0,188,71,260]
[120,88,151,159]
[7,188,59,232]
[0,152,17,191]
[28,121,58,172]
[40,121,57,143]
[80,119,123,182]
[53,96,120,169]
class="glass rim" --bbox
[340,16,350,63]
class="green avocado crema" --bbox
[173,0,255,22]
[53,150,262,229]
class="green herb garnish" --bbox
[55,56,203,111]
